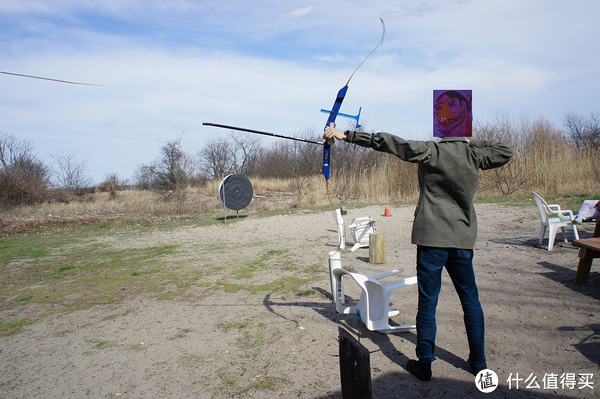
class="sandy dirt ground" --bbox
[1,202,599,398]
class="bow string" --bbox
[322,18,385,180]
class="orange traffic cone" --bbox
[384,205,392,217]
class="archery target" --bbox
[218,174,253,210]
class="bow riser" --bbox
[322,85,349,180]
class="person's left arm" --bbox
[469,140,514,170]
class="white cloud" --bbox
[284,6,313,18]
[391,2,437,18]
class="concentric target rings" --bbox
[218,174,253,210]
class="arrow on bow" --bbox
[202,123,322,144]
[322,17,385,180]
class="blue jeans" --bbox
[415,246,486,369]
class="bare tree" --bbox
[199,137,234,178]
[101,173,121,200]
[0,133,50,208]
[474,116,533,196]
[329,125,378,203]
[564,112,600,185]
[132,132,198,203]
[50,153,92,193]
[563,111,600,149]
[157,140,195,198]
[230,132,262,175]
[277,129,321,205]
[199,132,267,179]
[254,142,289,179]
[133,164,154,190]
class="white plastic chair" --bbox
[532,192,579,251]
[328,251,417,333]
[335,208,345,249]
[349,217,375,252]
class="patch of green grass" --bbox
[224,276,311,294]
[231,249,291,279]
[130,271,150,276]
[73,244,178,271]
[0,217,321,340]
[209,247,320,294]
[169,328,191,340]
[12,294,33,302]
[0,318,33,333]
[92,340,116,349]
[177,354,202,370]
[217,367,239,388]
[127,342,148,352]
[213,364,287,397]
[217,321,251,332]
[157,289,188,301]
[253,376,286,391]
[0,235,67,266]
[1,238,184,311]
[305,262,322,274]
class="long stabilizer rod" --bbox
[203,123,322,145]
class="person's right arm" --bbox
[469,140,513,170]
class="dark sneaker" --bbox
[406,359,432,381]
[467,360,487,376]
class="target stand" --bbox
[218,174,253,223]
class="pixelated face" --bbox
[435,94,463,123]
[433,90,472,137]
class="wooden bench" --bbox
[572,218,600,284]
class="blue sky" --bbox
[1,0,599,184]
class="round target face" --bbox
[218,174,253,210]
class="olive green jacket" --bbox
[345,131,514,249]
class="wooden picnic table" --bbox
[571,218,600,284]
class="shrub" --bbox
[0,133,50,209]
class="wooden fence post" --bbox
[369,232,385,264]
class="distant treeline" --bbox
[1,112,598,210]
